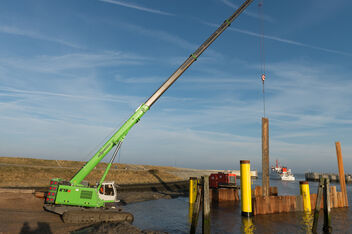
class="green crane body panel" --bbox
[54,185,104,207]
[46,179,115,207]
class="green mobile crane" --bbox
[44,0,254,223]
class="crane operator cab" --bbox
[98,181,119,203]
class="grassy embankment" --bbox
[0,157,184,187]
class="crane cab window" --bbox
[99,184,114,196]
[105,184,114,196]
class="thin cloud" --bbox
[115,75,163,84]
[114,21,195,50]
[229,27,352,57]
[111,21,224,59]
[0,51,152,73]
[220,0,275,23]
[204,21,352,57]
[99,0,174,16]
[114,74,253,85]
[0,86,141,104]
[265,61,352,129]
[0,25,81,49]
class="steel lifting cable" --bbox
[258,0,266,117]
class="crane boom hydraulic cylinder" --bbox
[70,0,254,186]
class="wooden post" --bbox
[190,185,201,234]
[296,195,304,212]
[335,141,348,207]
[262,117,269,197]
[269,186,278,196]
[312,177,324,233]
[202,176,211,234]
[323,178,332,233]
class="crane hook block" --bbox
[261,74,266,81]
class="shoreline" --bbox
[0,182,188,233]
[0,180,189,205]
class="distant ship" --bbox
[270,159,295,181]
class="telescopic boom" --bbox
[70,0,254,185]
[145,0,254,107]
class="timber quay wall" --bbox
[252,185,348,215]
[305,172,352,183]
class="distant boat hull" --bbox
[270,160,296,181]
[270,171,295,181]
[281,174,295,181]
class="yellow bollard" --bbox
[189,177,198,204]
[240,160,252,216]
[300,181,311,212]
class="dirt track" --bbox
[0,192,86,233]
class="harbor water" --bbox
[124,174,352,233]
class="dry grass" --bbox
[0,157,184,187]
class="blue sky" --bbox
[1,0,352,173]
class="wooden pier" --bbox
[305,172,352,183]
[210,185,240,202]
[252,184,348,215]
[253,141,349,215]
